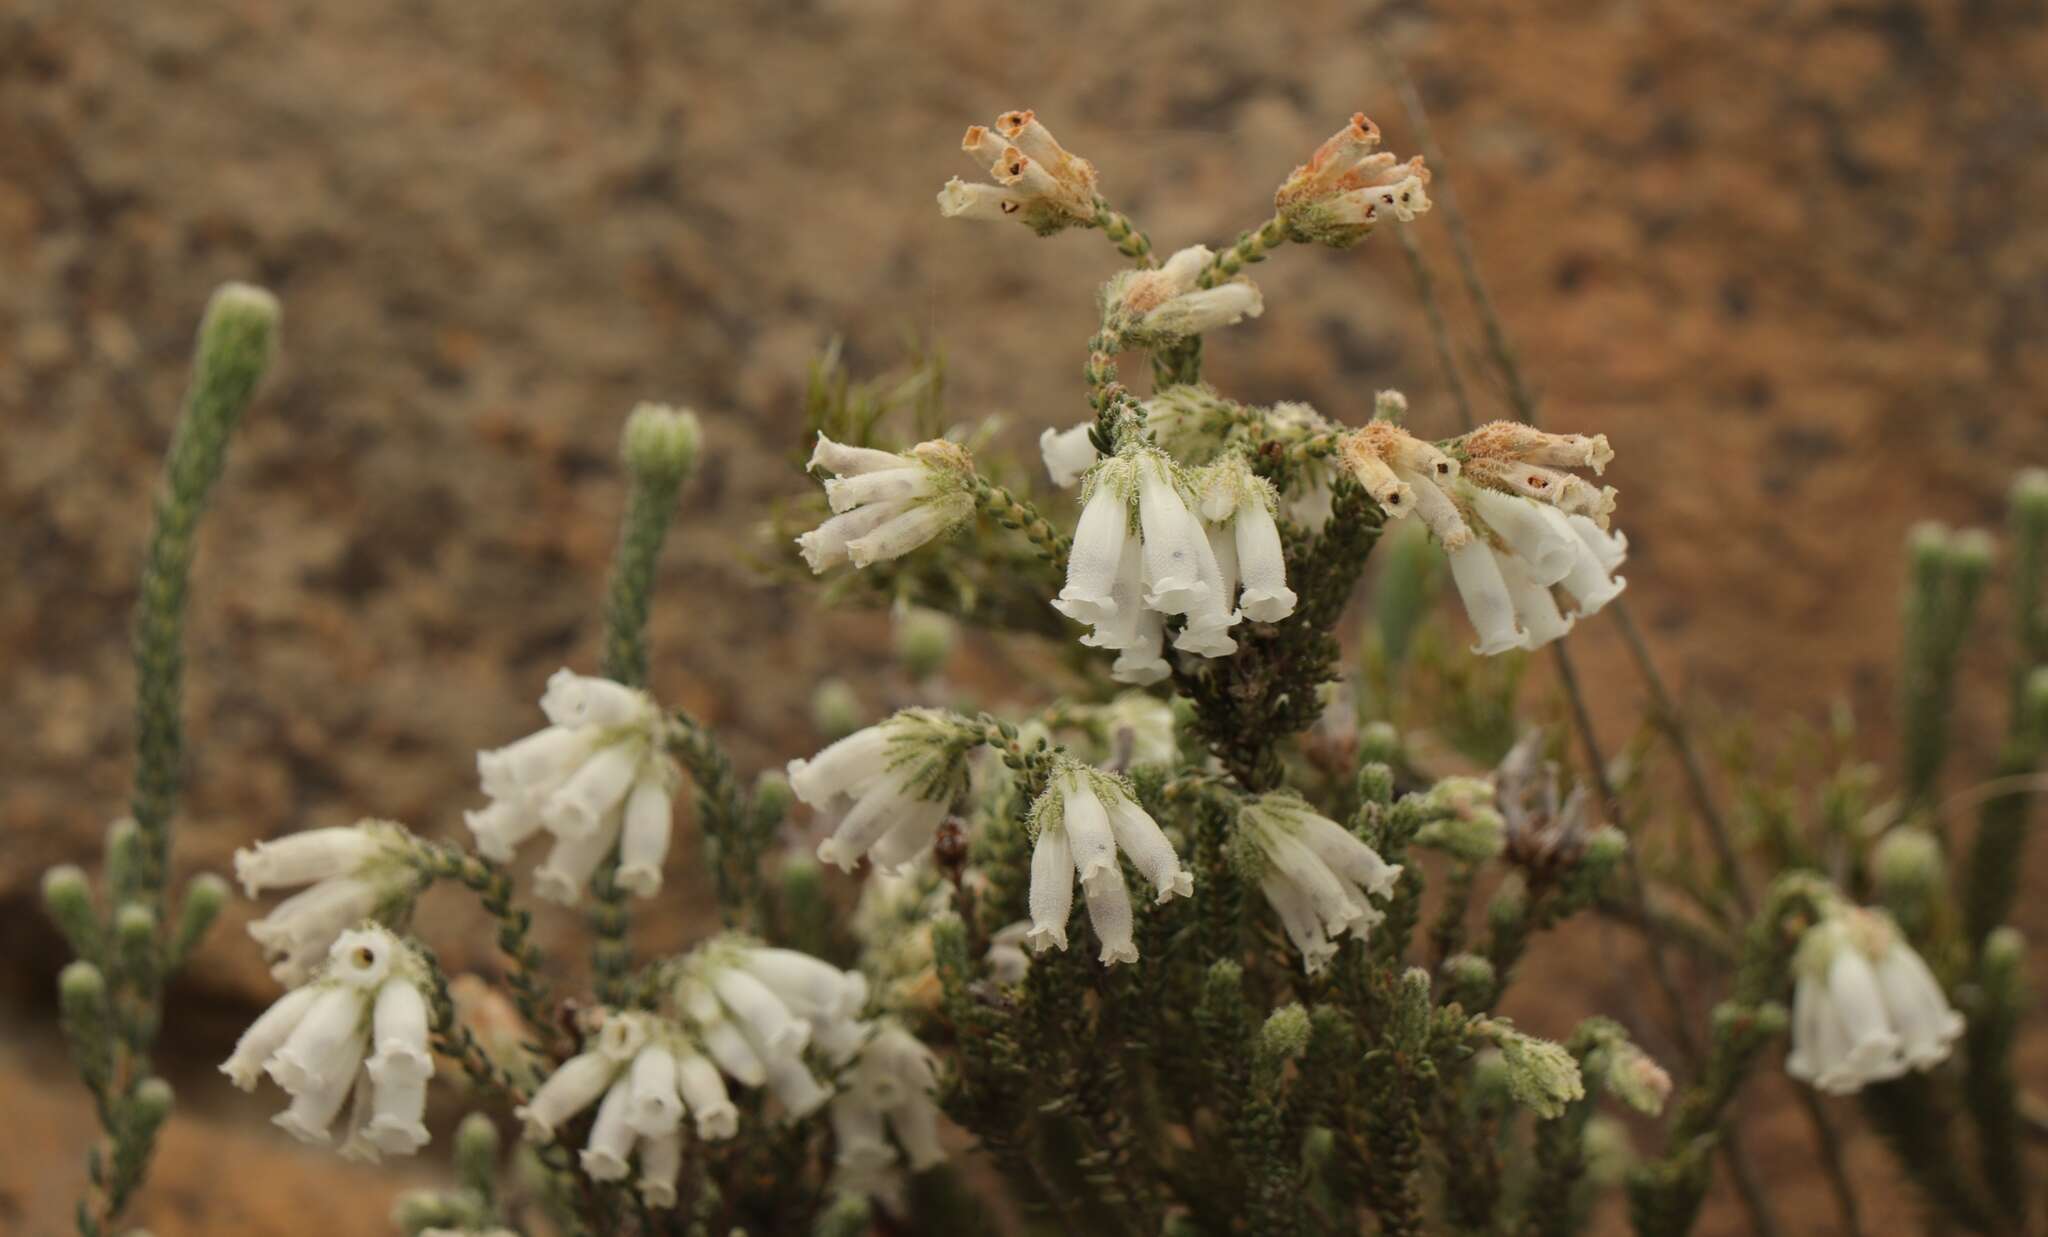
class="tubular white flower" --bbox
[1445,541,1524,656]
[580,1078,639,1180]
[1469,488,1576,585]
[676,1050,740,1139]
[791,711,969,875]
[638,1129,684,1208]
[625,1044,684,1138]
[1241,795,1403,974]
[233,927,435,1152]
[1135,453,1209,614]
[238,821,421,987]
[764,1053,833,1119]
[800,435,975,573]
[829,1020,948,1201]
[1497,553,1575,649]
[987,920,1033,984]
[1025,822,1074,953]
[471,669,674,904]
[1787,907,1963,1095]
[1025,762,1189,964]
[710,966,811,1056]
[1054,459,1135,627]
[1568,513,1628,572]
[1275,113,1433,247]
[1110,609,1173,685]
[1040,422,1100,488]
[618,773,677,897]
[1078,537,1147,650]
[1233,497,1297,622]
[516,1051,617,1140]
[739,946,870,1023]
[1137,282,1264,340]
[221,984,323,1091]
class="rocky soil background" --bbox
[4,0,2047,1233]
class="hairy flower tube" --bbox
[936,109,1099,234]
[1786,905,1965,1095]
[466,668,680,904]
[515,1010,739,1207]
[828,1019,948,1205]
[1274,113,1433,248]
[1341,421,1626,654]
[1055,450,1245,682]
[1196,455,1298,623]
[1103,244,1263,344]
[235,820,425,986]
[219,925,434,1158]
[789,710,973,874]
[1235,794,1403,974]
[1025,760,1192,964]
[797,434,976,573]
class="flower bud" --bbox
[60,959,108,1010]
[115,902,158,977]
[1981,927,2026,998]
[893,607,956,680]
[620,402,701,485]
[42,864,98,957]
[1872,827,1944,909]
[1600,1041,1672,1116]
[1578,828,1628,880]
[1947,527,1996,582]
[1581,1114,1637,1186]
[810,678,863,740]
[1439,952,1497,1010]
[455,1111,502,1196]
[1258,1003,1313,1066]
[1373,389,1409,424]
[170,871,229,963]
[1415,806,1506,863]
[390,1188,486,1236]
[131,1076,175,1129]
[1485,1021,1585,1120]
[1357,721,1402,768]
[197,282,281,378]
[751,769,795,829]
[105,817,146,902]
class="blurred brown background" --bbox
[5,0,2048,1233]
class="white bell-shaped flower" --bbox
[797,434,976,572]
[1040,421,1100,488]
[235,820,424,986]
[1238,795,1403,974]
[1787,907,1964,1095]
[220,925,436,1158]
[1025,761,1192,965]
[1197,458,1297,624]
[828,1020,949,1204]
[789,710,971,875]
[466,669,680,905]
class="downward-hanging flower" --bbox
[1196,456,1298,623]
[1274,113,1432,248]
[1025,759,1192,965]
[1235,794,1402,974]
[234,820,425,986]
[936,110,1099,234]
[1787,905,1964,1095]
[1340,421,1626,655]
[828,1019,949,1205]
[466,669,680,905]
[516,1010,738,1208]
[666,938,866,1121]
[220,925,435,1159]
[797,434,976,573]
[789,710,973,875]
[1103,245,1263,344]
[1055,450,1243,682]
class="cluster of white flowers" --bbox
[1026,760,1193,964]
[1236,794,1403,974]
[1102,244,1263,345]
[515,1011,739,1206]
[1787,906,1964,1095]
[1056,449,1299,684]
[235,820,422,985]
[1342,420,1626,655]
[220,926,434,1158]
[788,710,972,875]
[936,110,1099,234]
[797,434,977,573]
[465,669,680,904]
[1273,112,1433,248]
[828,1019,948,1206]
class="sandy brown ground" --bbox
[5,0,2047,1233]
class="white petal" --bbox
[1233,501,1297,622]
[1469,489,1575,585]
[617,775,674,897]
[764,1055,833,1120]
[1137,457,1209,614]
[1059,773,1119,881]
[1445,542,1523,655]
[1497,553,1574,650]
[625,1045,684,1137]
[533,808,623,906]
[1027,825,1074,952]
[1104,796,1192,902]
[1054,482,1132,626]
[542,742,643,839]
[1082,868,1138,965]
[1039,423,1100,488]
[464,799,546,863]
[367,979,433,1085]
[676,1050,740,1139]
[809,432,910,477]
[638,1129,684,1207]
[221,985,323,1091]
[540,670,651,729]
[234,827,382,897]
[580,1080,639,1181]
[267,986,370,1095]
[516,1052,617,1140]
[711,967,810,1056]
[787,724,893,807]
[824,467,934,514]
[798,500,913,573]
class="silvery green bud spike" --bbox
[130,1077,174,1128]
[1258,1003,1312,1066]
[620,402,702,485]
[454,1111,502,1198]
[115,903,158,980]
[1873,827,1943,914]
[752,769,796,823]
[893,606,957,680]
[810,678,862,740]
[105,818,147,906]
[1440,952,1497,1010]
[1357,721,1401,768]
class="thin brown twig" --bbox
[1395,225,1476,432]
